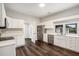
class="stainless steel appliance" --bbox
[48,34,54,44]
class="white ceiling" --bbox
[4,3,79,18]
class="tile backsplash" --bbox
[0,29,24,37]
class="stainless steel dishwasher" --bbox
[48,34,54,45]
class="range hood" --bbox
[0,18,7,29]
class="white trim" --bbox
[53,15,79,23]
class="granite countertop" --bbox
[0,37,14,41]
[44,33,79,37]
[66,35,79,37]
[0,37,16,47]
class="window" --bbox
[55,25,63,34]
[66,23,77,34]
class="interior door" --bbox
[24,23,30,38]
[37,25,44,41]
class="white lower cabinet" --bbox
[66,37,71,49]
[0,44,16,56]
[54,35,66,48]
[54,35,79,52]
[59,36,66,48]
[15,36,25,47]
[75,37,79,52]
[70,37,76,51]
[43,34,48,42]
[54,35,60,46]
[66,37,76,51]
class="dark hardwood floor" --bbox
[16,41,79,56]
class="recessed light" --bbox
[39,3,45,8]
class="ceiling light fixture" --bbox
[39,3,45,8]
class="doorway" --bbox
[37,25,44,42]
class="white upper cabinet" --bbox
[0,3,24,29]
[2,4,6,20]
[41,21,54,29]
[0,3,2,26]
[0,3,2,20]
[6,17,24,28]
[0,3,6,27]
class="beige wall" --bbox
[39,5,79,34]
[5,8,40,43]
[39,5,79,43]
[40,5,79,22]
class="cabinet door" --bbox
[59,36,66,48]
[7,17,15,28]
[75,37,79,52]
[0,44,16,56]
[7,17,24,28]
[54,35,60,46]
[17,20,24,28]
[0,3,2,19]
[66,36,71,49]
[70,37,76,51]
[15,35,25,47]
[66,37,76,51]
[0,3,6,27]
[43,34,48,42]
[0,3,2,26]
